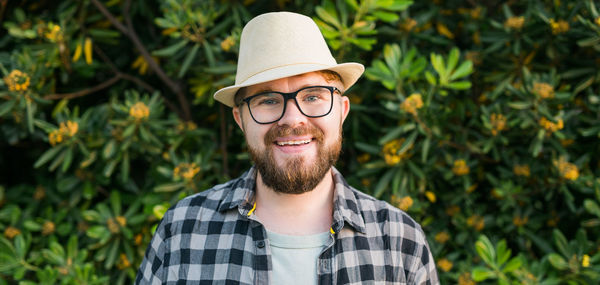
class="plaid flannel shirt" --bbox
[136,166,439,284]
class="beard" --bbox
[247,124,342,195]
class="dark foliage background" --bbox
[1,0,599,284]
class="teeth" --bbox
[276,139,311,146]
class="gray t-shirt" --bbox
[266,230,331,285]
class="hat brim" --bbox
[214,62,364,107]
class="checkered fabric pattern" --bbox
[135,166,439,284]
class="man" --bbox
[136,12,438,284]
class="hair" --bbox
[233,70,343,106]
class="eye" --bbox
[252,94,282,107]
[304,95,320,102]
[300,87,329,103]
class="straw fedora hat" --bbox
[213,12,364,107]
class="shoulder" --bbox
[351,187,435,273]
[161,175,247,227]
[349,186,430,253]
[351,186,422,231]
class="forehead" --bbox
[245,72,336,96]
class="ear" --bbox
[340,96,350,123]
[232,106,245,133]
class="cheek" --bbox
[243,123,269,148]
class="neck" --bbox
[254,168,335,235]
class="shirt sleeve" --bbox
[135,213,170,285]
[410,235,439,285]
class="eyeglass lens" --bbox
[247,86,333,123]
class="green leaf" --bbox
[152,39,189,57]
[48,148,67,172]
[349,37,377,50]
[154,17,176,29]
[57,176,80,193]
[447,48,460,74]
[104,239,119,269]
[178,44,200,78]
[507,101,532,109]
[446,81,471,90]
[548,253,569,270]
[374,168,396,198]
[475,235,496,266]
[34,146,63,168]
[0,100,16,117]
[383,44,402,77]
[315,6,340,28]
[67,235,77,259]
[449,61,473,81]
[42,247,64,265]
[385,0,413,11]
[80,151,97,168]
[421,137,431,162]
[584,199,600,218]
[203,41,215,67]
[430,53,446,79]
[378,124,415,144]
[496,240,511,265]
[120,151,130,183]
[122,124,136,138]
[82,210,101,222]
[354,142,381,155]
[154,182,185,192]
[573,76,594,95]
[103,160,118,177]
[502,256,522,273]
[372,11,399,22]
[26,97,34,133]
[102,140,116,159]
[398,131,417,155]
[86,226,109,239]
[110,191,121,216]
[33,119,57,133]
[87,28,121,38]
[553,229,570,258]
[472,267,496,281]
[14,235,27,259]
[153,204,169,220]
[51,99,69,118]
[425,71,436,85]
[23,220,41,231]
[61,147,73,173]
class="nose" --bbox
[277,98,307,127]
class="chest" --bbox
[164,217,408,284]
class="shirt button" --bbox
[256,241,265,248]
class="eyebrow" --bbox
[250,84,320,96]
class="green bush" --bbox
[1,0,599,284]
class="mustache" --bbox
[264,125,324,145]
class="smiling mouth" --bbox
[275,139,312,146]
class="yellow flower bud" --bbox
[452,159,470,176]
[550,19,569,34]
[84,37,93,65]
[129,102,150,121]
[72,41,82,62]
[504,16,525,30]
[437,258,453,272]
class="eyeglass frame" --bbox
[240,85,341,124]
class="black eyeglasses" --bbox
[241,85,340,124]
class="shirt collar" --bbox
[217,166,367,234]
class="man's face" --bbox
[233,72,350,194]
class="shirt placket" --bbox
[317,231,336,285]
[247,213,271,285]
